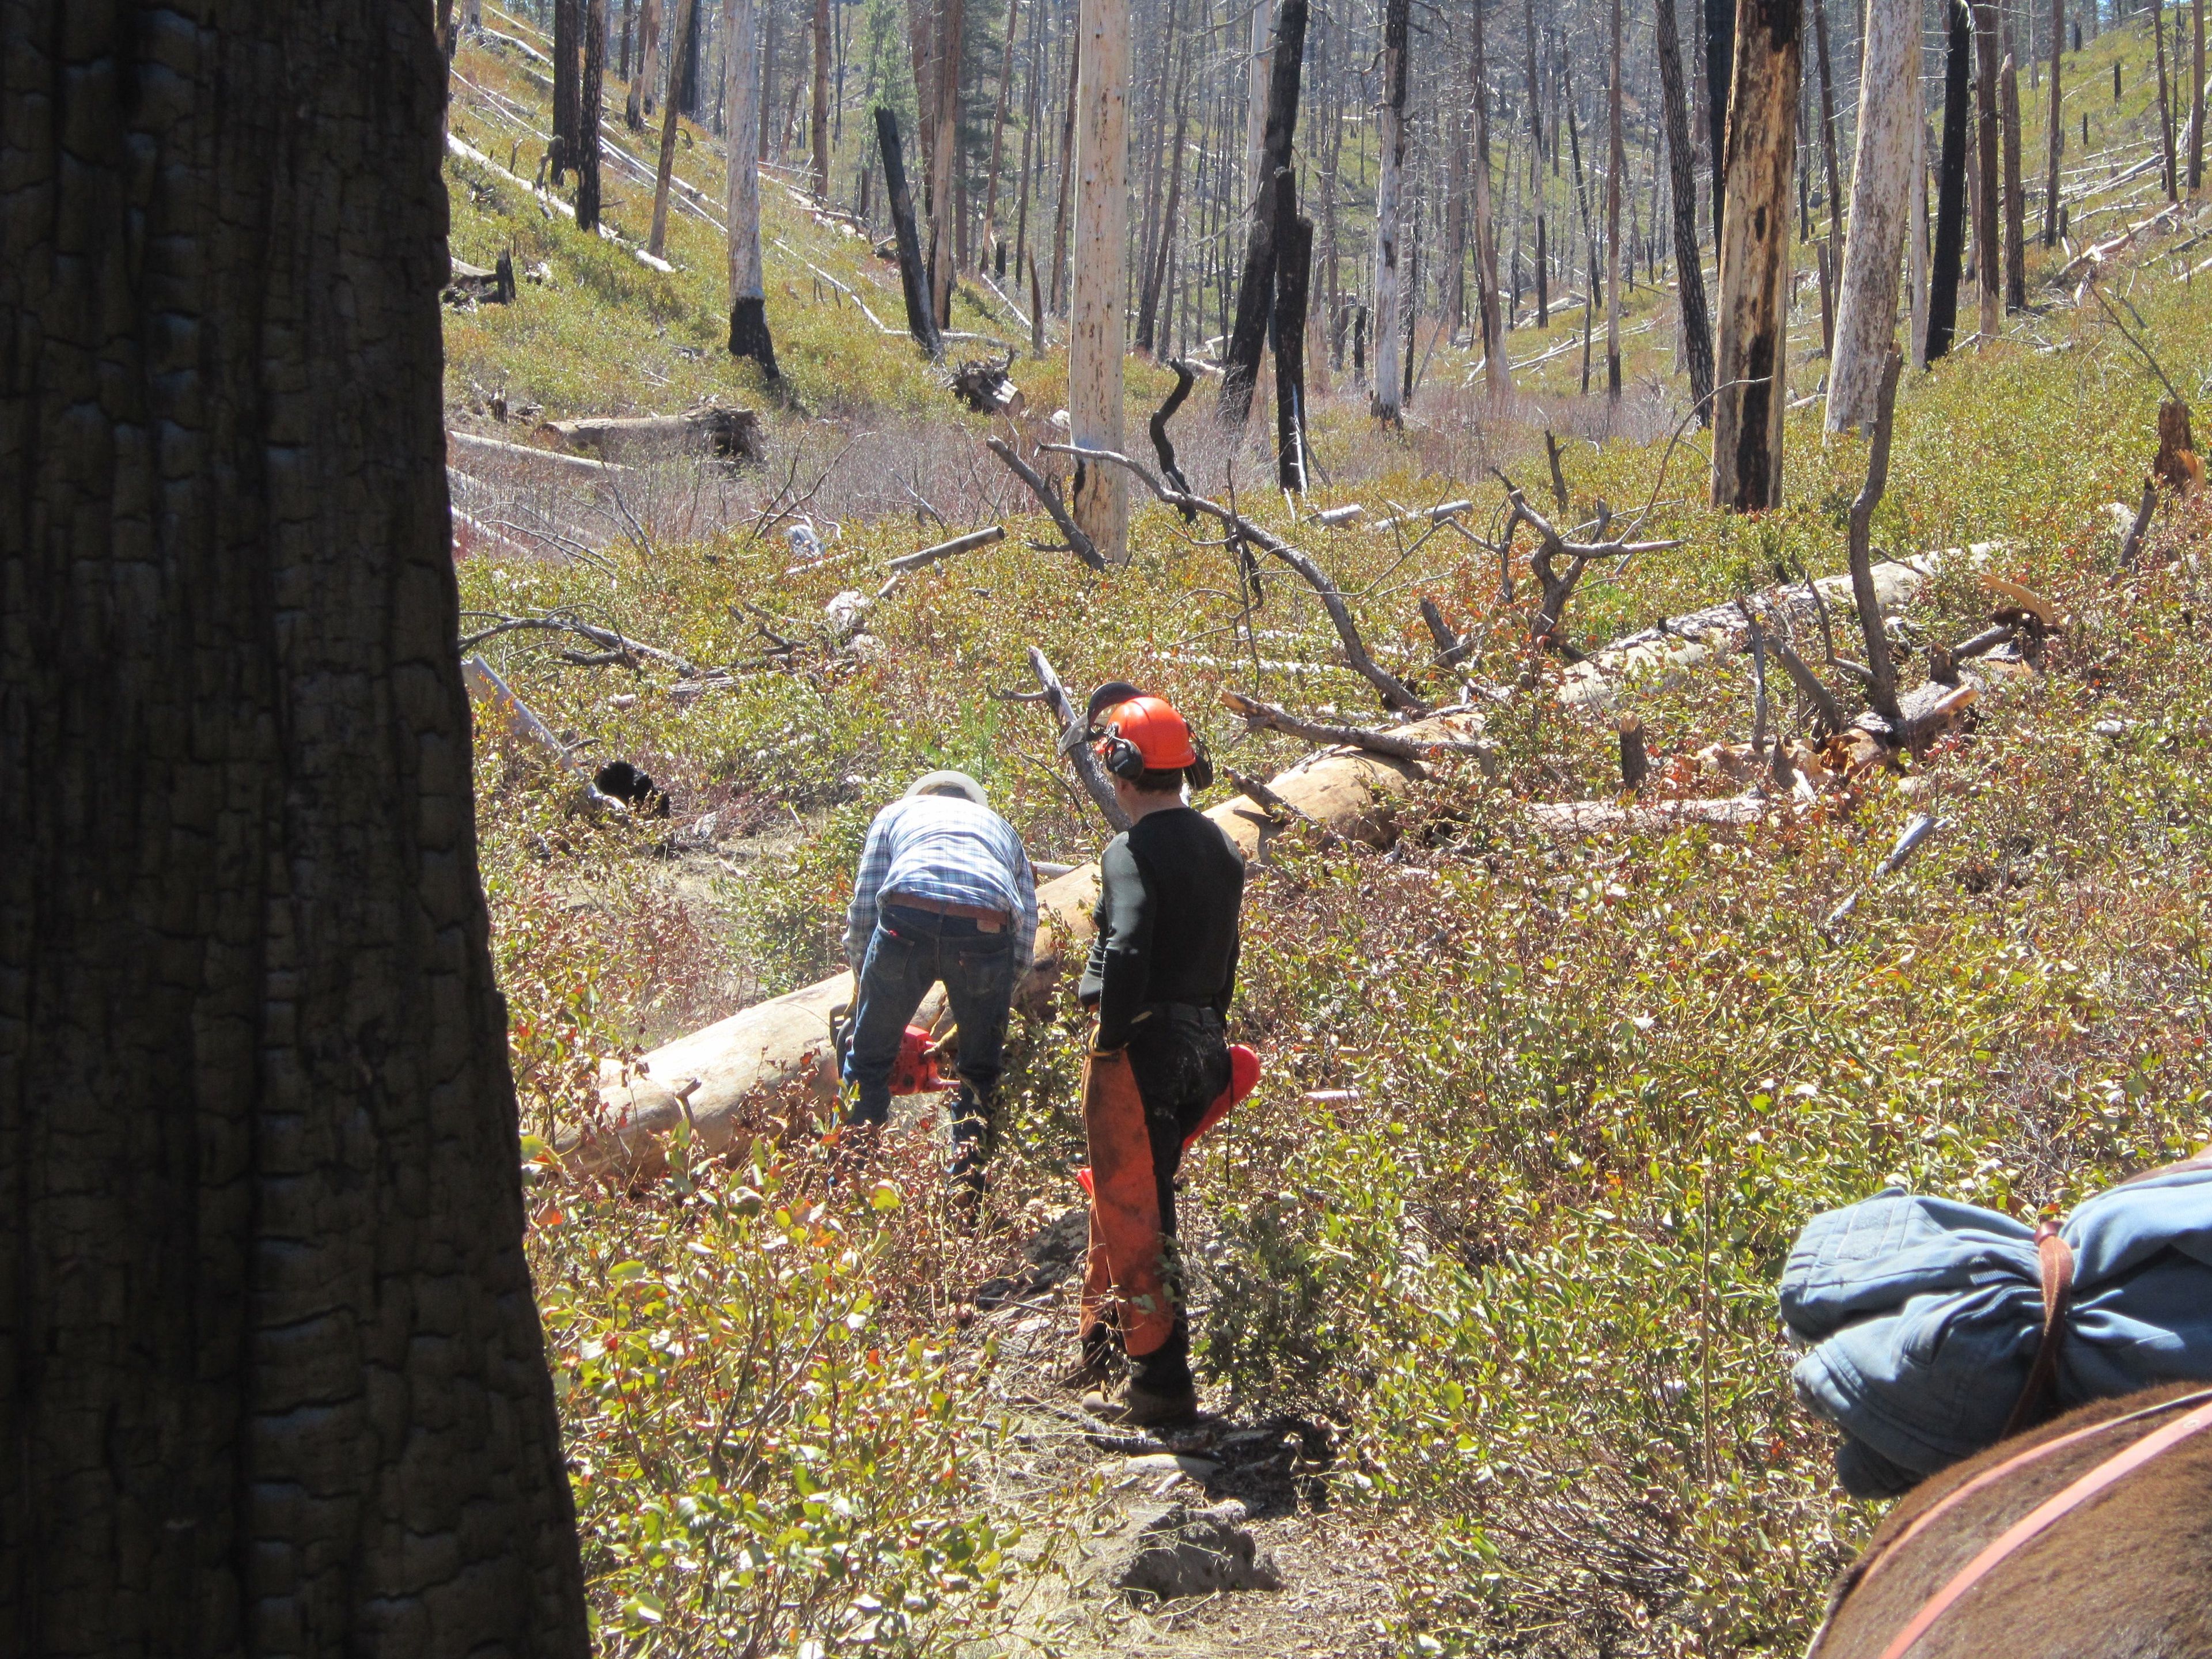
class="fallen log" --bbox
[1221,689,1498,774]
[540,406,763,461]
[449,428,631,480]
[888,525,1006,572]
[566,706,1488,1177]
[1525,796,1770,834]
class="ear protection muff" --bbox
[1100,732,1147,779]
[1185,737,1214,792]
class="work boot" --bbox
[1058,1325,1119,1393]
[1081,1380,1200,1427]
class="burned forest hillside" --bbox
[445,2,2212,1654]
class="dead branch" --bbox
[457,609,700,676]
[1544,430,1572,511]
[2086,279,2184,401]
[1491,473,1682,653]
[1845,349,1906,725]
[2119,478,2159,570]
[1419,597,1474,668]
[1220,763,1343,847]
[1149,359,1199,521]
[888,525,1006,572]
[984,437,1105,570]
[1028,646,1132,831]
[1763,623,1848,737]
[1221,689,1497,774]
[1046,443,1430,713]
[1824,811,1939,930]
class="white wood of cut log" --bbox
[1069,0,1131,564]
[1828,0,1922,433]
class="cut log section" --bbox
[539,405,762,461]
[448,428,631,479]
[567,707,1488,1178]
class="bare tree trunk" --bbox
[1474,0,1508,394]
[650,0,699,256]
[1604,0,1624,399]
[1710,0,1801,511]
[2043,0,2065,236]
[1658,0,1716,418]
[628,0,663,128]
[555,0,582,178]
[1926,0,1971,360]
[1140,36,1193,353]
[1372,0,1411,422]
[813,0,831,197]
[1071,0,1130,562]
[1909,104,1929,365]
[1972,0,2001,338]
[728,0,779,374]
[1219,0,1308,427]
[2,3,589,1645]
[877,108,942,353]
[763,0,782,159]
[1050,29,1080,312]
[2001,52,2024,310]
[2155,0,2179,202]
[1275,189,1316,486]
[929,0,967,325]
[981,0,1023,264]
[1828,0,1920,431]
[1705,0,1735,229]
[578,0,609,228]
[1246,0,1275,213]
[1524,0,1549,325]
[2196,0,2207,191]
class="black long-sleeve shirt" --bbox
[1077,806,1245,1048]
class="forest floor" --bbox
[454,12,2212,1656]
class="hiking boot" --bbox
[1082,1380,1200,1427]
[1058,1330,1119,1393]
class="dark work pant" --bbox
[844,904,1016,1160]
[1121,1003,1229,1392]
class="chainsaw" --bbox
[831,1003,956,1097]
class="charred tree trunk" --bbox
[2000,51,2024,310]
[578,0,609,229]
[628,0,663,128]
[649,0,699,256]
[2044,0,2065,236]
[1221,0,1310,429]
[1275,197,1316,488]
[1,2,590,1647]
[1070,0,1131,562]
[1828,0,1921,431]
[728,0,779,376]
[1709,0,1801,511]
[1524,0,1549,326]
[1372,0,1411,422]
[1475,0,1509,395]
[813,0,832,197]
[2195,0,2206,191]
[929,0,967,325]
[877,107,943,355]
[555,0,582,179]
[1926,0,1972,361]
[1657,0,1716,418]
[981,0,1023,265]
[2155,0,2179,203]
[1971,0,2001,338]
[1704,0,1736,230]
[1604,0,1624,399]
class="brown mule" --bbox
[1805,1381,2212,1659]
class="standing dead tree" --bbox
[876,107,942,358]
[1219,0,1310,431]
[1926,0,1972,361]
[726,0,778,377]
[1372,0,1411,423]
[1656,0,1715,419]
[1844,349,1906,724]
[1828,0,1920,433]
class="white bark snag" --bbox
[1710,0,1801,510]
[1473,0,1509,397]
[1604,0,1625,399]
[1070,0,1131,564]
[1372,0,1411,422]
[1827,0,1921,433]
[1246,0,1274,214]
[725,0,778,374]
[1971,0,2000,340]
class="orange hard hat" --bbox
[1096,695,1198,774]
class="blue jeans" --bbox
[843,905,1017,1161]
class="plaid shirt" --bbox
[844,795,1039,975]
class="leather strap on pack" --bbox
[1998,1220,2076,1440]
[1075,1048,1176,1358]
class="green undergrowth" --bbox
[468,73,2212,1648]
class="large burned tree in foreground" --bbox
[0,4,588,1651]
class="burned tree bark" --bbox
[2001,52,2024,311]
[2043,0,2063,238]
[1473,0,1509,396]
[555,0,582,177]
[1276,204,1316,488]
[1219,0,1310,431]
[813,0,832,198]
[929,0,967,325]
[1926,0,1972,361]
[1524,0,1550,325]
[1828,0,1921,432]
[1971,0,2001,339]
[726,0,779,376]
[876,107,944,356]
[1604,0,1625,400]
[1372,0,1411,422]
[1705,0,1735,230]
[1710,0,1801,511]
[1,2,589,1646]
[1657,0,1716,419]
[1070,0,1131,562]
[577,0,609,230]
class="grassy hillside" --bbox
[453,13,2212,1654]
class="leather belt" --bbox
[884,892,1009,930]
[1998,1219,2077,1439]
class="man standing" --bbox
[1071,691,1245,1425]
[843,771,1039,1194]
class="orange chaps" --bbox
[1077,1048,1177,1360]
